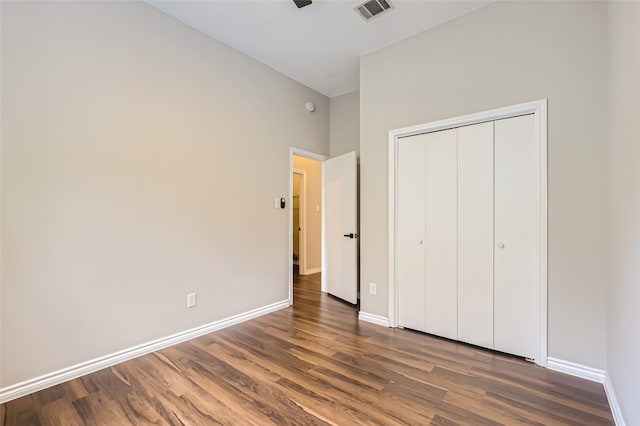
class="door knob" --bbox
[343,233,358,239]
[498,243,505,249]
[418,239,423,245]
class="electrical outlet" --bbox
[187,292,197,308]
[369,283,377,295]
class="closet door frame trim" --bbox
[387,99,548,367]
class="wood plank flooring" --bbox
[1,272,613,425]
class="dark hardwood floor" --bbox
[1,272,613,425]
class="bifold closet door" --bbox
[457,122,494,348]
[397,134,426,331]
[494,114,538,359]
[425,129,458,340]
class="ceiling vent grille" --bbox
[354,0,394,21]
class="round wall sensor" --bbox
[305,102,316,113]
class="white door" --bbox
[424,129,458,339]
[397,134,426,330]
[457,122,494,348]
[494,114,538,359]
[397,129,457,339]
[324,151,358,304]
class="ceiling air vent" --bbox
[354,0,394,21]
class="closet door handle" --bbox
[498,243,505,249]
[418,239,423,245]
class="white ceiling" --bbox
[147,0,491,97]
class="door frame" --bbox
[387,99,548,366]
[289,148,328,306]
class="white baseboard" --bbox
[604,373,627,426]
[0,299,289,404]
[300,267,321,275]
[358,311,390,327]
[543,358,626,425]
[546,357,606,383]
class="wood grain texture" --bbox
[1,272,613,425]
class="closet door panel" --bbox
[397,134,426,331]
[425,129,458,340]
[494,114,538,359]
[457,122,494,349]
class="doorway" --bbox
[288,148,359,308]
[288,149,327,306]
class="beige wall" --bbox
[360,1,608,368]
[607,2,640,424]
[329,90,359,158]
[0,1,329,387]
[292,156,322,272]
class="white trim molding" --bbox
[546,358,626,425]
[547,357,606,383]
[0,300,289,404]
[604,373,627,426]
[358,311,390,327]
[387,99,548,367]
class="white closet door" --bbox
[457,122,494,348]
[425,129,458,340]
[494,114,538,359]
[397,134,426,331]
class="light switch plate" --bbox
[187,292,197,308]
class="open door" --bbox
[324,151,358,304]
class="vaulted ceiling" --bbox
[147,0,492,97]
